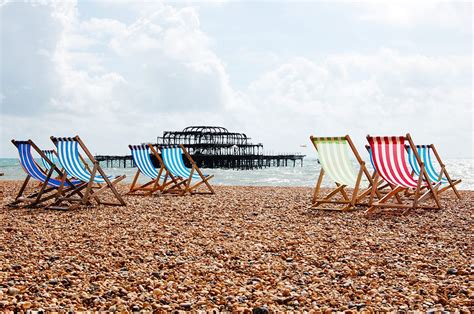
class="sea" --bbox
[1,158,473,190]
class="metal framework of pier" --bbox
[96,126,305,170]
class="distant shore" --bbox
[0,181,472,312]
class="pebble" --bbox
[252,306,269,314]
[11,264,22,271]
[7,287,19,296]
[180,302,193,309]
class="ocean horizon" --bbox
[2,157,473,190]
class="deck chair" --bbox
[309,135,380,211]
[128,144,184,195]
[161,145,215,195]
[406,144,461,199]
[41,150,57,170]
[8,140,85,208]
[37,149,58,187]
[366,134,442,214]
[48,136,126,209]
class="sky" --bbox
[0,0,472,158]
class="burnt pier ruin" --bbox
[96,126,305,170]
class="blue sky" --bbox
[0,1,472,158]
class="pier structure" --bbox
[96,126,305,170]
[95,155,134,168]
[156,126,262,156]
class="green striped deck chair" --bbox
[310,135,380,211]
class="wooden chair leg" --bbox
[82,164,98,205]
[8,176,31,206]
[188,175,215,194]
[184,168,195,194]
[198,169,215,194]
[431,145,462,199]
[412,164,425,209]
[312,168,324,204]
[128,169,141,193]
[349,166,364,207]
[368,172,379,206]
[95,164,126,206]
[33,168,55,205]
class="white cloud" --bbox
[241,49,472,157]
[358,1,472,30]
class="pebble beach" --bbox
[0,181,472,312]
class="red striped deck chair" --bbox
[310,135,381,211]
[366,134,442,213]
[365,145,394,194]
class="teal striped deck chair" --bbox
[41,150,57,171]
[49,136,126,210]
[406,144,461,199]
[161,145,215,195]
[310,135,379,210]
[128,144,184,195]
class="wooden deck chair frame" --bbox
[127,144,185,195]
[161,145,215,195]
[366,134,442,214]
[8,140,86,208]
[310,135,381,211]
[179,144,215,195]
[48,136,126,210]
[406,144,462,199]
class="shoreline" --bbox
[1,179,473,191]
[1,181,473,312]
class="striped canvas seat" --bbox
[17,143,80,188]
[162,147,202,180]
[55,139,111,183]
[129,145,165,180]
[313,138,367,188]
[368,136,426,188]
[406,145,447,184]
[41,150,56,170]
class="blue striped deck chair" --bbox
[406,144,461,199]
[49,136,126,209]
[309,135,380,210]
[161,145,215,195]
[128,144,184,195]
[8,140,85,208]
